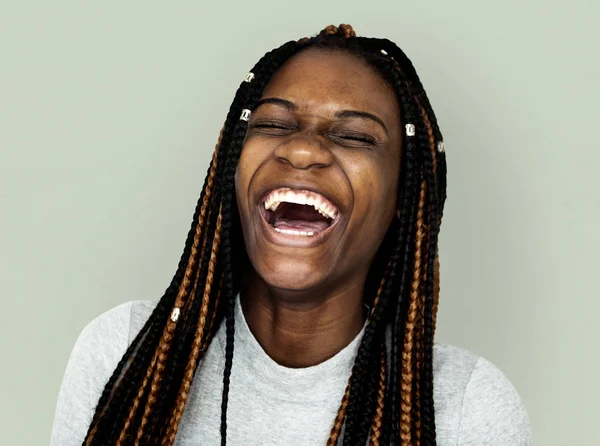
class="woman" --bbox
[51,24,532,445]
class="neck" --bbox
[240,275,366,368]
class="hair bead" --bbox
[170,308,181,322]
[243,72,255,83]
[240,109,251,121]
[405,124,416,136]
[437,141,445,153]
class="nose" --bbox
[273,134,334,170]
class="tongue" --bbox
[272,203,332,233]
[273,219,330,232]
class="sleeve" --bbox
[49,302,134,446]
[457,357,534,445]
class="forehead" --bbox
[260,48,400,124]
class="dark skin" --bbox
[234,48,403,367]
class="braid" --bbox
[379,39,442,143]
[116,139,225,445]
[368,342,387,446]
[82,24,447,446]
[327,379,352,446]
[406,98,437,446]
[419,110,444,446]
[387,155,420,446]
[400,181,427,444]
[217,40,305,445]
[158,206,224,441]
[83,56,256,445]
[412,252,426,446]
[341,298,385,444]
[432,254,440,335]
[343,46,430,445]
[129,162,211,442]
[341,40,420,446]
[218,130,242,446]
[85,173,209,445]
[164,207,223,443]
[148,157,225,440]
[337,260,391,445]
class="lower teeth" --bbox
[273,227,315,236]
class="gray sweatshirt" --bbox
[50,299,533,445]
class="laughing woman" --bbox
[51,25,533,445]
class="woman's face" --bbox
[235,48,403,295]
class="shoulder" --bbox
[66,301,156,362]
[61,299,157,387]
[50,300,156,446]
[73,300,157,356]
[433,344,533,445]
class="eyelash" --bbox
[250,123,376,145]
[331,133,375,144]
[252,123,292,130]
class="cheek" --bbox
[234,143,261,207]
[345,154,399,220]
[235,142,268,220]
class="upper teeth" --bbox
[263,188,338,220]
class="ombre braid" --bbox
[82,24,447,446]
[368,342,388,446]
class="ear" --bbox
[396,209,401,219]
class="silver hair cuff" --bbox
[405,124,416,136]
[240,109,251,121]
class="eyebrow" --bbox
[255,97,297,112]
[334,110,387,134]
[255,97,388,134]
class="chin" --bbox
[255,258,330,294]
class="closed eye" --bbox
[253,123,287,129]
[341,134,374,143]
[249,119,294,129]
[328,132,377,145]
[248,120,296,136]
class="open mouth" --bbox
[260,188,339,237]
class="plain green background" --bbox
[1,1,599,444]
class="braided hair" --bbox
[82,24,447,446]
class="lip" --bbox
[254,182,346,248]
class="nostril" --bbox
[274,141,333,170]
[275,155,295,167]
